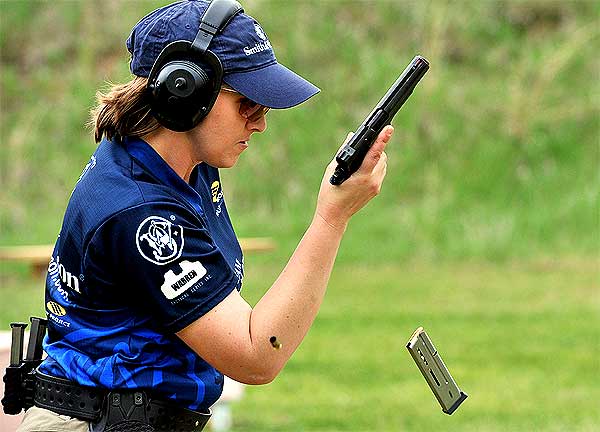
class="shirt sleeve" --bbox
[85,201,238,333]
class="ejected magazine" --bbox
[406,327,468,415]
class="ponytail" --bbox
[90,77,160,143]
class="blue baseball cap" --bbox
[127,0,320,109]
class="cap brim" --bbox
[223,62,320,109]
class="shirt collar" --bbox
[122,136,204,217]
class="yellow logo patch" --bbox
[211,181,221,203]
[47,301,66,316]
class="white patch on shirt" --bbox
[161,260,207,300]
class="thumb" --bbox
[357,125,394,174]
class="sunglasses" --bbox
[220,87,270,122]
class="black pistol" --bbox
[330,55,429,185]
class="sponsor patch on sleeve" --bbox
[161,260,208,300]
[136,216,184,265]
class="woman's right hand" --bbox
[314,125,394,231]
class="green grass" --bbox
[0,265,46,326]
[227,258,600,431]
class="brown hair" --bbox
[90,76,161,143]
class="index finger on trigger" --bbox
[372,125,394,154]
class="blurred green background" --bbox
[1,1,598,431]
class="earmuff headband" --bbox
[192,0,243,53]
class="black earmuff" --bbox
[147,0,243,132]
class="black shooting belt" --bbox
[33,371,211,432]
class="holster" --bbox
[89,389,211,432]
[1,318,46,415]
[1,363,37,414]
[91,391,154,432]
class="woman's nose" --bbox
[247,115,267,133]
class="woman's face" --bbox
[185,90,268,168]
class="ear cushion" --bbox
[147,42,224,132]
[158,61,210,98]
[149,60,209,132]
[152,60,212,106]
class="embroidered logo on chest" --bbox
[211,181,224,217]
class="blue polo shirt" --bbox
[38,136,243,411]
